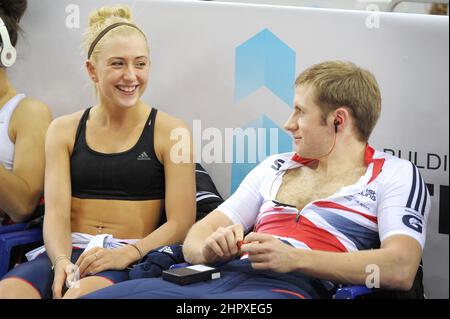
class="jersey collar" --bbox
[289,144,385,184]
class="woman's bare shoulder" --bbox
[154,109,190,132]
[47,109,87,146]
[13,97,52,122]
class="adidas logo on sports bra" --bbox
[137,152,151,161]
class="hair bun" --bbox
[89,5,133,27]
[0,0,27,22]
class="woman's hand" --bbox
[52,257,76,299]
[75,246,138,278]
[201,224,244,264]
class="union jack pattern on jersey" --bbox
[218,145,430,252]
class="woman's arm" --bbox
[74,112,197,277]
[83,113,197,269]
[42,117,76,298]
[0,99,52,222]
[132,114,196,256]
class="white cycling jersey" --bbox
[218,145,430,252]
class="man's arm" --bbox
[183,155,280,265]
[243,231,422,291]
[0,99,52,222]
[183,210,242,265]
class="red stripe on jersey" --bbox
[314,200,377,224]
[364,144,375,164]
[291,154,316,165]
[368,158,385,184]
[255,214,348,252]
[364,145,385,184]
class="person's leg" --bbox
[204,259,330,299]
[83,272,247,299]
[205,275,312,299]
[0,248,89,299]
[62,276,114,299]
[0,253,54,299]
[84,259,330,299]
[63,269,129,299]
[0,277,41,299]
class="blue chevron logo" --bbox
[230,114,292,193]
[235,28,296,106]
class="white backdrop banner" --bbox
[10,0,448,298]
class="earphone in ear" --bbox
[333,119,341,133]
[0,17,17,68]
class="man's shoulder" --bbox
[373,149,419,184]
[374,149,414,170]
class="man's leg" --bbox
[83,276,225,299]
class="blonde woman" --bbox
[0,5,196,299]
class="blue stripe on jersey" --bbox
[414,172,423,212]
[420,181,428,216]
[416,167,428,216]
[315,210,380,250]
[407,162,417,209]
[407,163,427,215]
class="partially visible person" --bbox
[429,3,448,15]
[83,61,430,299]
[0,0,52,225]
[0,5,196,299]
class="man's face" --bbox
[284,84,334,158]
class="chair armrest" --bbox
[0,223,28,234]
[334,285,376,299]
[0,228,43,279]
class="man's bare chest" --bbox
[275,166,366,210]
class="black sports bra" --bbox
[70,107,165,200]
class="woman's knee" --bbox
[0,278,41,299]
[62,276,114,299]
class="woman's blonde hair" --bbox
[83,5,147,63]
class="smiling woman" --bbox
[0,5,196,299]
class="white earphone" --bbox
[0,16,17,68]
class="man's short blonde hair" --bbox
[295,61,381,142]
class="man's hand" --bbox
[241,232,298,273]
[75,246,137,278]
[202,224,244,264]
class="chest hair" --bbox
[275,166,367,210]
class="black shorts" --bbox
[2,248,129,299]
